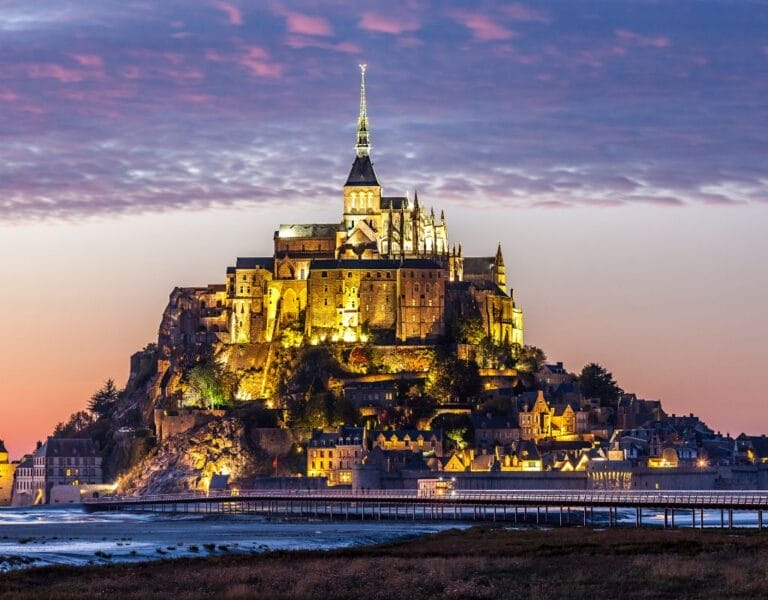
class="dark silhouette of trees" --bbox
[579,363,623,406]
[88,379,120,418]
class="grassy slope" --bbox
[2,527,768,599]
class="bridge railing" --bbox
[83,488,768,509]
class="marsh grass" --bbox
[2,527,768,599]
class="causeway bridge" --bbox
[83,489,768,529]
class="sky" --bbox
[0,1,766,458]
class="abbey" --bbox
[163,67,523,348]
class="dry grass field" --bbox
[2,526,768,599]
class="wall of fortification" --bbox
[154,409,227,442]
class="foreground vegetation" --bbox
[3,526,768,599]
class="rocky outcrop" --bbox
[117,417,269,495]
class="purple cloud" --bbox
[0,0,765,223]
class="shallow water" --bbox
[0,506,461,571]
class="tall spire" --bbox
[355,64,371,158]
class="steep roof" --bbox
[39,437,100,458]
[345,155,379,186]
[233,257,275,270]
[0,439,7,454]
[463,257,495,275]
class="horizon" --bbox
[1,1,767,459]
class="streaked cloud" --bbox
[0,0,765,223]
[358,12,420,35]
[212,1,242,25]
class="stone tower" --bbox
[342,64,383,241]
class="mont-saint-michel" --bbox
[1,2,767,596]
[3,67,765,505]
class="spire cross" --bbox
[356,64,371,157]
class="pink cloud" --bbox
[283,11,333,36]
[238,46,283,78]
[285,35,360,54]
[503,4,550,24]
[359,12,420,35]
[0,88,17,102]
[121,66,142,79]
[71,54,104,67]
[27,64,84,83]
[451,11,516,41]
[614,29,670,48]
[212,1,242,25]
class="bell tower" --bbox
[343,65,382,237]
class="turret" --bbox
[494,243,506,291]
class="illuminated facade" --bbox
[307,427,366,485]
[0,440,16,505]
[12,438,102,505]
[160,66,523,348]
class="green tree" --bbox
[449,314,485,344]
[430,413,475,450]
[185,361,236,408]
[330,395,357,427]
[88,379,120,419]
[516,345,547,373]
[427,352,481,403]
[579,362,623,406]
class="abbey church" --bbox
[162,67,523,349]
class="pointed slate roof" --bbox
[345,155,379,186]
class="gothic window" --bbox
[414,284,419,292]
[426,284,431,293]
[324,299,328,306]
